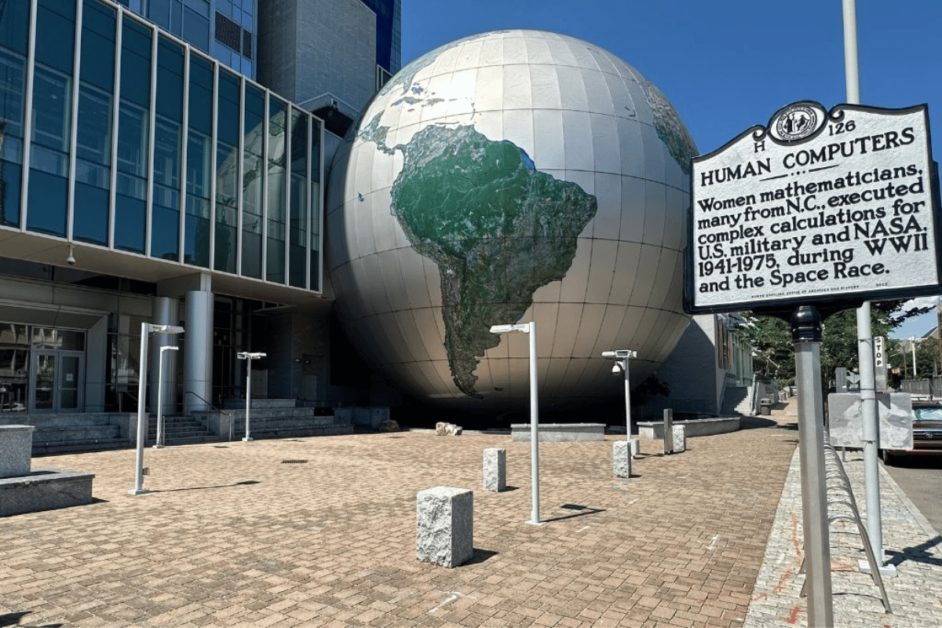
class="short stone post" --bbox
[613,441,631,478]
[483,448,506,492]
[0,425,34,479]
[629,438,640,458]
[663,408,674,455]
[416,487,473,568]
[673,425,687,453]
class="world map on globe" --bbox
[329,30,698,408]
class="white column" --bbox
[183,290,213,410]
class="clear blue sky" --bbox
[400,0,942,339]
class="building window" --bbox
[214,69,239,273]
[241,84,263,278]
[152,36,185,261]
[184,55,213,267]
[74,0,117,245]
[266,97,286,284]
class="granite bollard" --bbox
[416,487,473,568]
[483,448,506,492]
[663,408,674,455]
[673,425,686,453]
[0,425,34,479]
[613,441,631,478]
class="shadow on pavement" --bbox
[541,504,606,523]
[0,611,63,628]
[886,535,942,568]
[151,480,260,493]
[464,549,498,566]
[740,417,778,429]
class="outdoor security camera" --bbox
[67,246,75,266]
[612,363,623,375]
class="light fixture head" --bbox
[67,245,75,266]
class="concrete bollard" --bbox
[0,425,34,479]
[483,448,506,492]
[416,487,473,568]
[629,438,640,458]
[613,441,631,478]
[673,425,686,453]
[663,408,674,455]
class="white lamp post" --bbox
[237,352,267,441]
[153,345,179,449]
[490,322,541,525]
[911,336,917,377]
[130,323,184,495]
[602,350,638,456]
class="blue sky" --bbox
[400,0,942,338]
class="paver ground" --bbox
[1,411,798,628]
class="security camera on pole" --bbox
[603,350,637,479]
[237,352,266,441]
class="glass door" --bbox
[30,351,84,412]
[32,352,56,412]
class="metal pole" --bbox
[844,0,888,572]
[131,323,149,495]
[792,306,833,626]
[243,358,253,441]
[911,336,917,377]
[156,348,165,449]
[858,305,885,566]
[528,321,540,525]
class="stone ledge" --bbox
[511,423,605,442]
[637,417,740,439]
[0,467,95,517]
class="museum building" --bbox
[0,0,401,419]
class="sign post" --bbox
[685,100,939,623]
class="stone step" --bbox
[221,398,297,410]
[32,438,129,456]
[30,425,123,443]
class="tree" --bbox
[735,313,794,385]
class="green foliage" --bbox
[735,313,794,384]
[820,306,894,377]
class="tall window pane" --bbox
[266,97,285,283]
[151,36,184,260]
[27,0,76,236]
[214,70,239,273]
[288,109,306,288]
[74,0,116,245]
[0,0,29,228]
[309,118,321,290]
[241,84,263,278]
[114,19,152,253]
[184,55,212,267]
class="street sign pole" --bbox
[792,306,833,627]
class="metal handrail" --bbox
[184,390,235,440]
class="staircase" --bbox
[722,385,752,415]
[204,399,353,441]
[1,413,132,456]
[148,414,213,445]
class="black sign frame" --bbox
[683,102,942,316]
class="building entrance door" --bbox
[30,351,84,413]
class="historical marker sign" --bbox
[685,102,940,314]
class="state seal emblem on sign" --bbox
[768,102,827,143]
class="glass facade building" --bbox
[0,0,324,292]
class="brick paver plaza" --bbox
[2,402,940,627]
[1,411,798,628]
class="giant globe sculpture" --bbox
[326,30,697,411]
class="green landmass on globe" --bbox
[388,124,598,397]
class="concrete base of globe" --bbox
[483,448,506,492]
[0,468,95,517]
[0,425,34,479]
[613,441,632,478]
[511,423,605,442]
[637,417,739,439]
[416,487,473,568]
